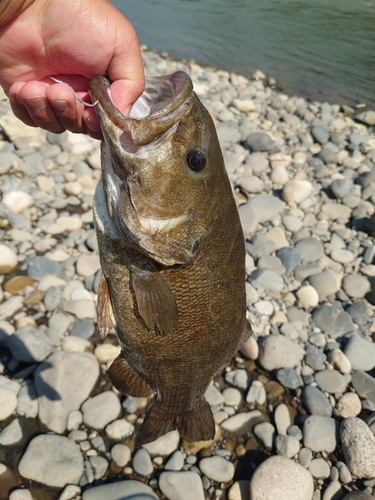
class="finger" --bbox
[8,82,39,128]
[83,108,103,141]
[19,81,65,134]
[46,83,86,134]
[106,14,145,113]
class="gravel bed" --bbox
[1,47,375,500]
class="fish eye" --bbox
[186,150,207,172]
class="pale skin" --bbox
[0,0,145,139]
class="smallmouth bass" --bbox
[89,71,251,444]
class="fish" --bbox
[89,71,251,444]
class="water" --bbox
[111,0,375,108]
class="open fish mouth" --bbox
[88,71,194,148]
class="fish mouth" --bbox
[88,71,193,148]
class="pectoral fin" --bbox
[108,354,154,397]
[131,267,178,335]
[97,273,115,338]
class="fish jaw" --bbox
[89,71,221,266]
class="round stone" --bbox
[314,369,348,394]
[81,480,158,500]
[258,334,305,371]
[159,471,205,500]
[302,385,332,417]
[341,417,375,479]
[2,191,34,214]
[132,448,153,477]
[282,180,312,203]
[303,415,337,453]
[295,237,324,262]
[0,245,18,274]
[337,393,362,418]
[199,455,235,483]
[342,274,370,299]
[18,434,83,487]
[111,443,131,467]
[249,455,314,500]
[296,285,319,307]
[0,387,18,420]
[81,391,121,430]
[308,458,330,479]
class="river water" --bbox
[111,0,375,108]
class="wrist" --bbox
[0,0,35,30]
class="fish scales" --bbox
[90,71,251,444]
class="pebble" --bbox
[282,180,312,203]
[303,385,332,417]
[309,458,330,479]
[254,422,275,451]
[110,443,131,467]
[246,380,266,405]
[342,274,370,299]
[105,418,135,441]
[0,244,18,274]
[258,334,305,371]
[225,369,248,391]
[35,351,99,433]
[299,447,313,468]
[0,387,18,420]
[337,392,362,418]
[274,403,291,435]
[341,417,375,479]
[249,268,284,292]
[159,471,205,500]
[132,448,153,476]
[275,434,300,458]
[19,434,83,487]
[296,285,319,307]
[249,455,314,500]
[303,416,337,453]
[17,380,38,418]
[8,326,53,363]
[81,391,121,429]
[247,193,284,223]
[276,368,303,389]
[314,369,348,394]
[295,237,324,262]
[223,387,242,407]
[199,455,235,482]
[81,480,158,500]
[308,271,341,302]
[344,332,375,371]
[220,410,262,435]
[9,490,34,500]
[276,247,301,275]
[27,256,63,280]
[351,370,375,402]
[0,418,23,446]
[2,191,34,214]
[164,450,184,471]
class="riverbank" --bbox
[0,48,375,500]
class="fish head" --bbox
[89,71,224,266]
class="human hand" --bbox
[0,0,145,139]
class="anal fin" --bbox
[131,267,178,335]
[139,399,215,444]
[108,354,154,397]
[97,273,115,338]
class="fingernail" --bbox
[26,97,46,111]
[53,99,69,112]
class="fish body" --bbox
[89,71,251,444]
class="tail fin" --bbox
[108,354,154,397]
[139,400,215,444]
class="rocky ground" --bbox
[1,47,375,500]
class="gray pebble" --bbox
[199,456,234,483]
[276,247,301,275]
[340,417,375,479]
[164,450,184,471]
[70,320,95,340]
[159,471,205,500]
[351,371,375,403]
[258,334,305,371]
[303,385,332,417]
[344,332,375,371]
[314,369,348,394]
[303,415,338,453]
[26,256,63,280]
[276,368,303,389]
[275,434,300,458]
[17,380,38,418]
[295,237,324,262]
[299,447,313,468]
[254,422,275,451]
[249,268,284,292]
[8,327,52,363]
[81,480,158,500]
[44,286,62,311]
